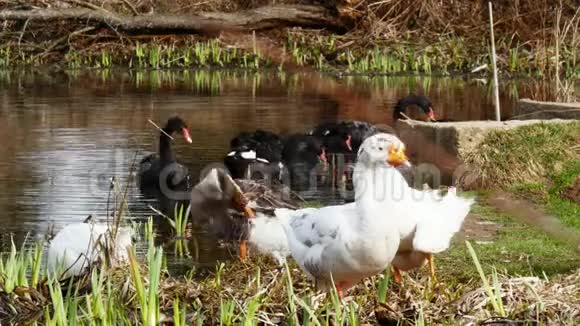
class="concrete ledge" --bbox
[396,119,576,159]
[515,99,580,120]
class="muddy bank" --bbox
[0,1,579,78]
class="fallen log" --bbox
[0,4,347,35]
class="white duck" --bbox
[352,134,475,283]
[274,133,410,296]
[47,219,134,279]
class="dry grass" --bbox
[460,121,580,190]
[47,255,580,324]
[36,252,571,325]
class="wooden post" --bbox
[488,1,501,121]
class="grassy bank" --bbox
[0,1,579,79]
[2,31,579,79]
[463,121,580,190]
[0,219,578,325]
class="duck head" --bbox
[393,95,437,122]
[357,133,410,168]
[164,116,192,143]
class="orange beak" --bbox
[387,145,410,167]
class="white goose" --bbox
[47,220,134,279]
[274,133,410,296]
[352,135,475,282]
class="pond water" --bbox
[0,69,569,271]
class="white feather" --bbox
[247,212,291,266]
[47,223,134,279]
[412,192,475,253]
[240,150,257,159]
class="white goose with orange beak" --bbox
[353,134,475,283]
[273,133,413,297]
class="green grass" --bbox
[438,200,580,282]
[2,32,580,78]
[545,161,580,230]
[462,123,580,272]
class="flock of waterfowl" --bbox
[46,94,475,299]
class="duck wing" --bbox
[275,204,356,283]
[412,188,475,253]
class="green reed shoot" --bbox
[415,303,426,326]
[46,278,68,325]
[348,301,358,325]
[135,42,145,67]
[168,203,190,257]
[29,241,43,287]
[214,261,226,287]
[100,50,112,68]
[219,299,236,326]
[174,203,190,235]
[377,268,390,304]
[128,241,163,326]
[144,216,154,242]
[328,275,348,325]
[0,237,30,293]
[149,45,161,69]
[283,260,299,326]
[294,294,321,326]
[243,295,262,326]
[86,268,107,322]
[173,297,187,326]
[466,240,506,317]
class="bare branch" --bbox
[0,5,346,35]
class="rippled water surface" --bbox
[0,69,562,268]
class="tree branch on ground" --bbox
[0,4,348,35]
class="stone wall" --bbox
[515,99,580,120]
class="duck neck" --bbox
[354,162,409,216]
[393,104,405,121]
[159,128,175,162]
[353,163,392,231]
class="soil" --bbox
[456,213,500,243]
[562,176,580,203]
